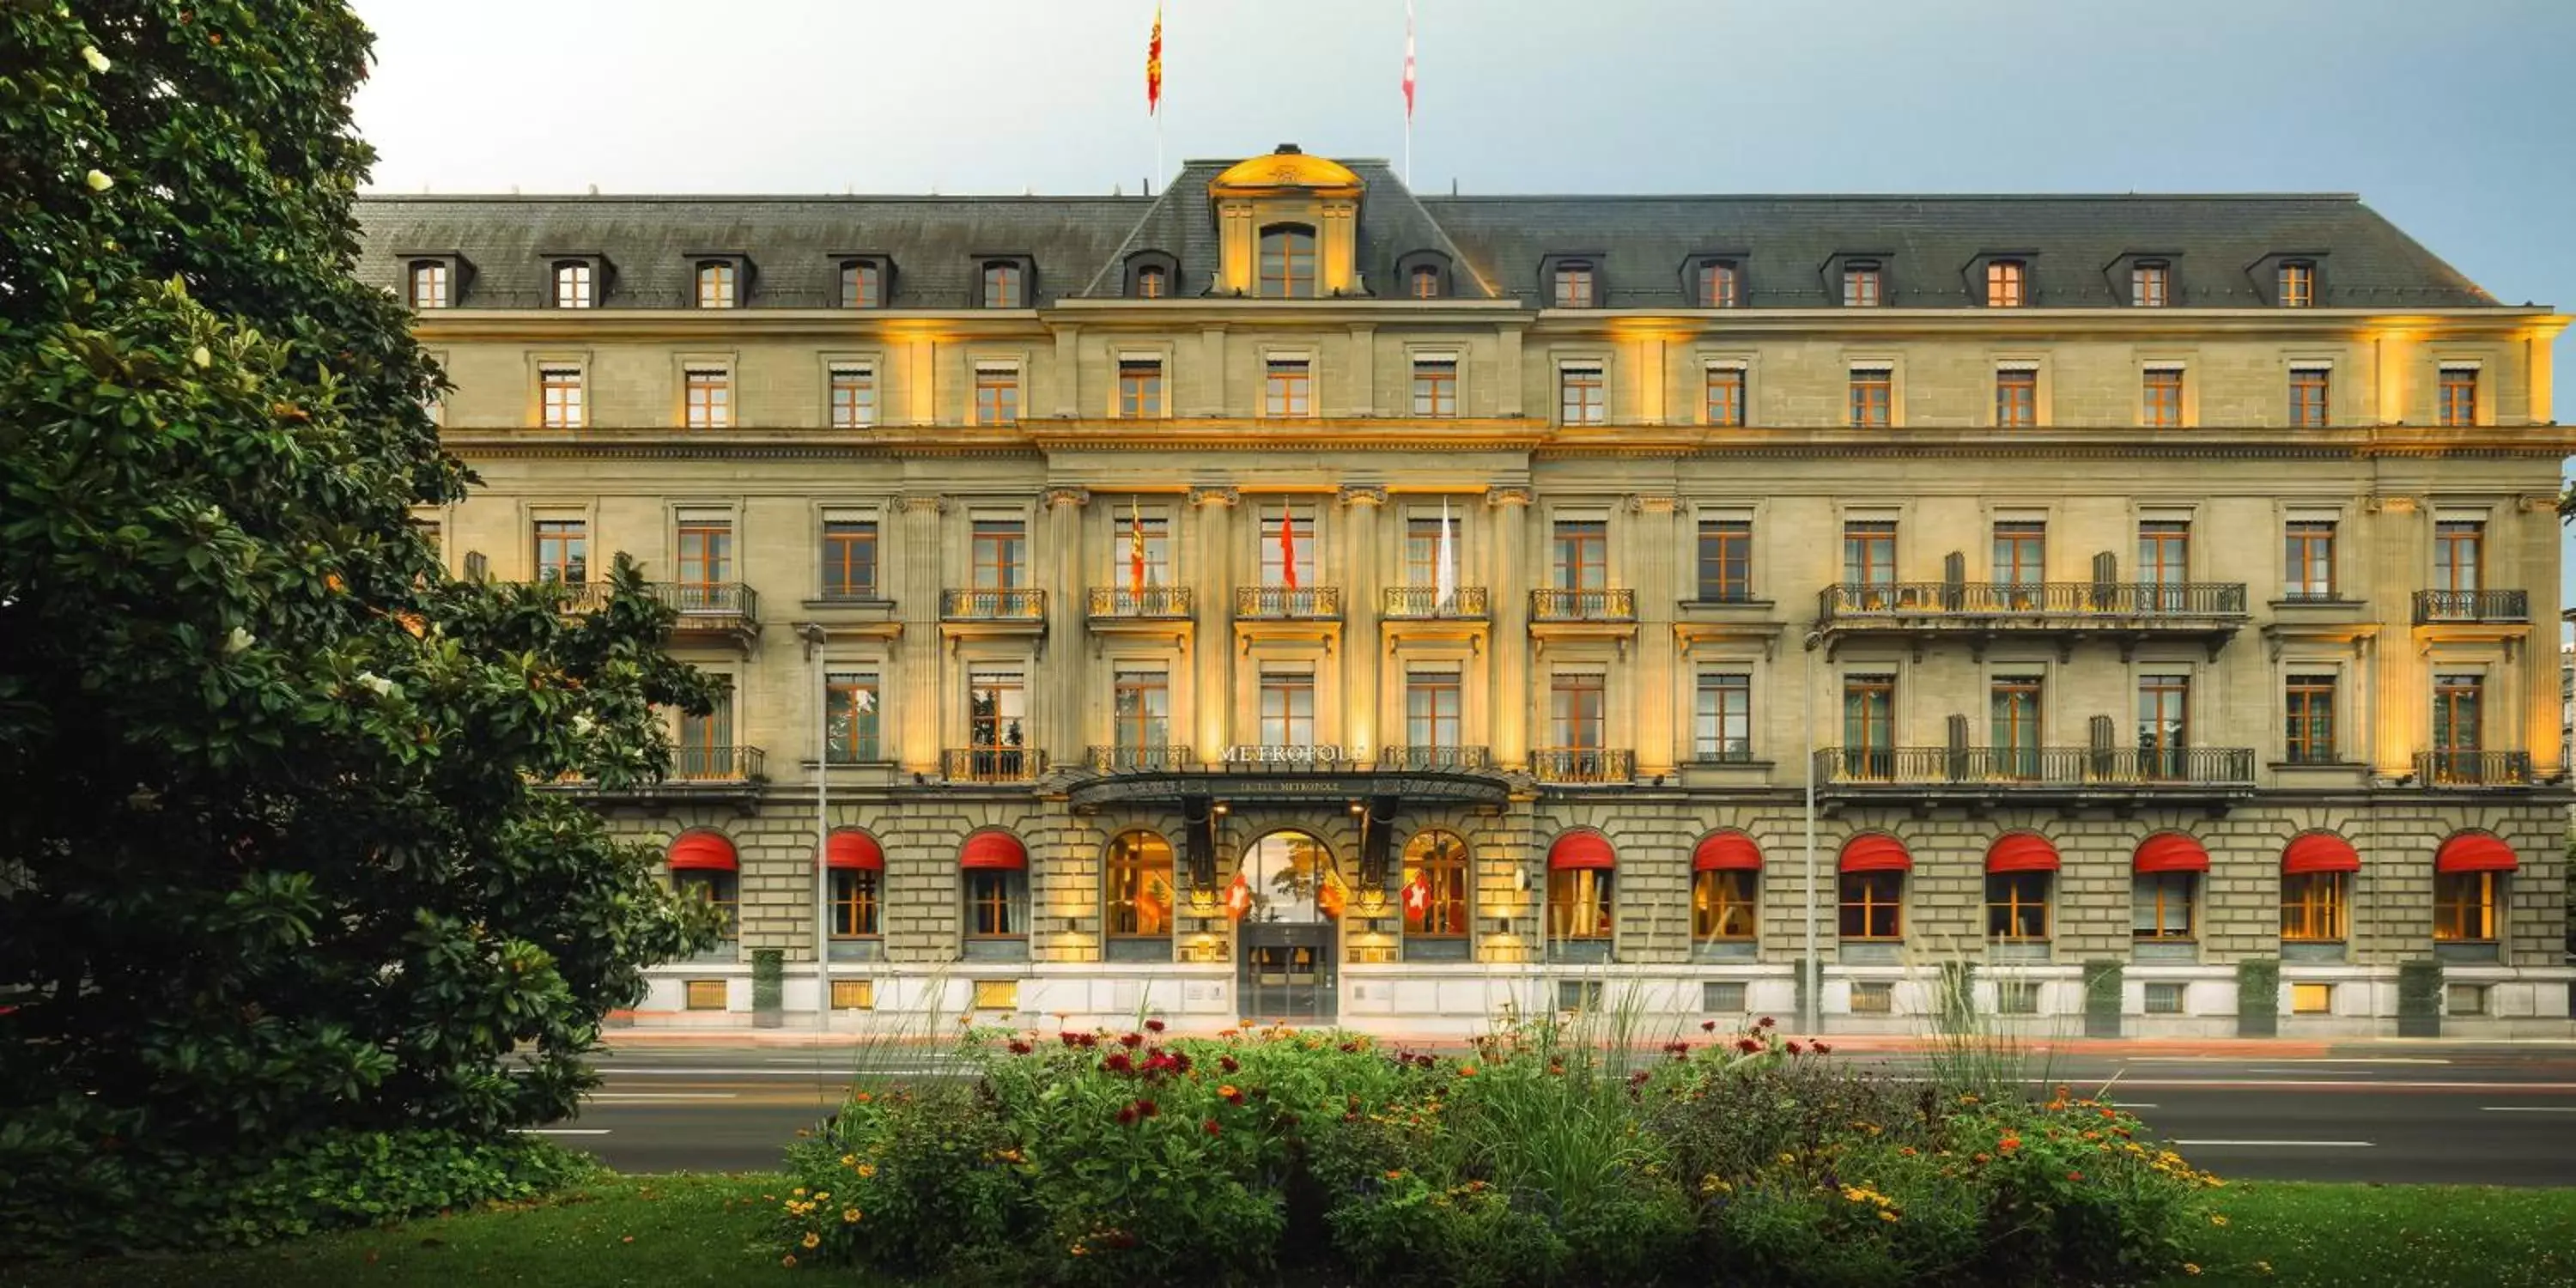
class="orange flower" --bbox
[1998,1136,2021,1152]
[1455,1065,1478,1077]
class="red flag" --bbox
[1402,2,1416,119]
[1129,499,1148,598]
[1146,3,1163,115]
[1279,508,1298,592]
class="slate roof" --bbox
[354,157,2501,311]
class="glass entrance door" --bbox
[1234,831,1340,1024]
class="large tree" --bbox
[0,0,719,1238]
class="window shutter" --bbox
[1943,550,1965,583]
[1946,713,1970,780]
[2089,714,2115,750]
[2092,550,2119,611]
[464,550,489,582]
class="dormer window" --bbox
[2131,260,2172,307]
[1552,261,1596,308]
[696,261,737,309]
[1136,265,1168,299]
[407,260,450,309]
[1258,225,1316,298]
[552,261,593,309]
[2277,260,2316,307]
[981,261,1024,308]
[1697,258,1741,308]
[1842,261,1883,307]
[1984,259,2026,307]
[1411,265,1440,299]
[839,258,885,308]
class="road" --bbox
[539,1041,2576,1184]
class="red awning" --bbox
[1838,835,1911,873]
[2436,833,2518,874]
[1692,832,1762,872]
[2133,833,2209,874]
[667,832,738,872]
[1986,832,2060,873]
[959,832,1026,871]
[827,830,884,871]
[2282,832,2360,876]
[1548,831,1616,871]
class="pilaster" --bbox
[1487,486,1534,767]
[1340,484,1387,757]
[1630,494,1680,774]
[1190,486,1238,761]
[896,493,948,772]
[1042,487,1088,756]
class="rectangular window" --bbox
[409,261,448,309]
[1259,669,1315,747]
[1113,669,1170,753]
[2432,673,2483,781]
[1704,365,1745,427]
[970,978,1019,1009]
[1115,511,1173,588]
[1693,672,1752,762]
[1552,264,1595,308]
[829,364,878,428]
[824,670,881,763]
[820,519,878,600]
[1986,872,2050,941]
[2433,871,2500,942]
[1849,367,1892,427]
[696,262,736,308]
[2143,367,2184,428]
[2446,982,2488,1015]
[970,519,1026,589]
[1842,674,1894,780]
[1550,519,1607,591]
[1990,677,2041,777]
[1842,264,1883,307]
[1995,368,2037,427]
[683,979,728,1011]
[2139,520,2190,606]
[1838,872,1902,939]
[2284,673,2337,764]
[2133,872,2196,941]
[1557,978,1607,1010]
[1412,357,1458,417]
[532,518,587,584]
[1403,514,1459,588]
[683,367,731,429]
[2283,521,2336,599]
[1117,358,1164,418]
[1848,980,1894,1013]
[676,519,732,587]
[2278,263,2315,308]
[1406,670,1462,750]
[981,262,1023,308]
[1696,519,1752,602]
[1704,981,1748,1012]
[1264,358,1311,417]
[2439,366,2479,427]
[1984,260,2026,308]
[841,261,882,309]
[2137,673,2190,777]
[830,978,875,1010]
[1698,260,1741,308]
[2291,981,2334,1014]
[830,866,880,938]
[1559,363,1605,425]
[965,668,1027,761]
[1992,521,2045,588]
[677,691,733,780]
[1694,868,1757,940]
[2143,981,2185,1014]
[1843,520,1897,599]
[2281,872,2348,942]
[1549,673,1606,750]
[2131,262,2171,307]
[539,366,584,428]
[975,365,1020,425]
[553,262,592,308]
[1994,981,2041,1014]
[2289,365,2330,427]
[966,871,1024,937]
[2433,521,2483,594]
[1259,506,1316,587]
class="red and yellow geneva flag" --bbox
[1146,4,1163,115]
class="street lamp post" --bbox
[1801,627,1824,1035]
[797,623,830,1034]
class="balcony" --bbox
[1814,582,2247,660]
[2415,750,2536,787]
[673,744,767,782]
[1811,746,2257,805]
[1086,744,1199,773]
[1382,586,1490,619]
[942,746,1047,784]
[2412,589,2528,625]
[530,578,612,612]
[1088,586,1194,619]
[1376,745,1493,772]
[1530,588,1636,623]
[1236,586,1341,619]
[550,744,766,805]
[1531,747,1635,785]
[942,588,1048,621]
[648,581,761,649]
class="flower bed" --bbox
[782,1018,2221,1285]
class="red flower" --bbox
[2067,1170,2084,1182]
[1700,1019,1718,1033]
[1757,1015,1777,1029]
[1059,1032,1078,1048]
[1006,1040,1032,1055]
[1662,1041,1689,1055]
[1170,1051,1194,1075]
[1203,1118,1222,1137]
[1812,1041,1832,1055]
[1219,1055,1240,1074]
[1103,1052,1135,1075]
[1784,1040,1804,1056]
[1735,1036,1763,1054]
[1119,1032,1144,1048]
[1135,1098,1160,1119]
[1077,1032,1100,1048]
[1145,1019,1166,1033]
[1628,1070,1650,1086]
[1115,1103,1139,1126]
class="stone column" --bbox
[1340,484,1387,758]
[1191,486,1238,762]
[1042,487,1089,766]
[896,494,948,774]
[1487,486,1534,769]
[1345,323,1377,418]
[1631,494,1680,775]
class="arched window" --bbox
[961,830,1030,958]
[1401,830,1472,944]
[1105,830,1176,959]
[1258,224,1316,298]
[841,259,883,308]
[1410,264,1442,299]
[1985,832,2057,944]
[1135,264,1169,299]
[668,830,739,955]
[826,829,883,943]
[981,261,1024,308]
[407,260,448,309]
[2133,832,2207,945]
[2281,831,2358,944]
[1837,834,1908,940]
[1551,260,1595,308]
[1691,832,1759,943]
[2433,832,2513,946]
[552,260,593,308]
[1545,831,1614,948]
[696,261,736,308]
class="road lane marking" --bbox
[586,1092,740,1101]
[526,1129,611,1136]
[2172,1139,2372,1148]
[2481,1106,2576,1113]
[2108,1103,2159,1109]
[2128,1057,2450,1066]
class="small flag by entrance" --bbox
[1224,872,1252,920]
[1402,870,1430,915]
[1315,866,1346,919]
[1146,3,1164,115]
[1130,497,1149,598]
[1279,507,1299,592]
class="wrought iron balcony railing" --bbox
[1236,586,1341,619]
[1086,744,1199,773]
[2411,589,2529,624]
[649,580,760,622]
[1530,747,1636,784]
[1817,581,2247,622]
[1087,586,1193,618]
[943,746,1046,782]
[1529,588,1637,622]
[1692,742,1758,765]
[1376,745,1493,772]
[529,578,612,611]
[671,744,766,782]
[1382,586,1490,618]
[942,587,1047,620]
[2415,750,2535,787]
[1811,746,2257,787]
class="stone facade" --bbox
[366,147,2576,1037]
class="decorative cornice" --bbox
[1485,486,1534,507]
[1189,485,1240,507]
[898,494,951,514]
[2518,493,2561,513]
[1338,484,1388,507]
[2364,494,2421,514]
[1042,486,1091,509]
[1626,494,1680,514]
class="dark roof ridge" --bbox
[1416,191,2366,204]
[354,192,1148,205]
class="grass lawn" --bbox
[4,1175,2573,1287]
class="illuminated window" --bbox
[1551,261,1595,307]
[1105,830,1176,940]
[1548,672,1606,751]
[1849,366,1892,427]
[1995,368,2037,427]
[2131,261,2171,307]
[1410,264,1441,299]
[1558,362,1605,425]
[1704,365,1745,427]
[683,367,730,428]
[831,865,880,937]
[2290,982,2333,1014]
[2133,872,2196,941]
[2143,366,2184,428]
[1547,866,1613,940]
[1404,668,1461,750]
[1838,871,1902,939]
[829,364,877,428]
[971,979,1019,1010]
[2438,365,2479,427]
[840,260,883,308]
[2281,872,2347,942]
[1693,866,1756,940]
[824,670,880,762]
[1134,264,1167,299]
[2284,673,2336,763]
[683,979,728,1010]
[1412,356,1457,417]
[538,366,584,428]
[820,520,877,600]
[1117,358,1164,417]
[1693,671,1751,762]
[1402,830,1472,939]
[552,261,592,308]
[974,364,1020,424]
[2434,520,2483,595]
[408,260,449,309]
[2289,365,2330,427]
[532,518,586,584]
[981,261,1024,308]
[1259,507,1315,586]
[829,979,874,1010]
[1259,669,1315,747]
[2283,521,2336,598]
[1264,359,1311,417]
[2433,870,2500,942]
[1695,519,1751,602]
[1112,669,1169,756]
[1986,872,2050,941]
[1984,260,2026,307]
[696,261,736,308]
[1698,258,1741,308]
[1842,261,1882,307]
[2277,261,2314,307]
[1848,981,1893,1013]
[1258,225,1316,298]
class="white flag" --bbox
[1434,496,1457,610]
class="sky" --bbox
[348,0,2576,592]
